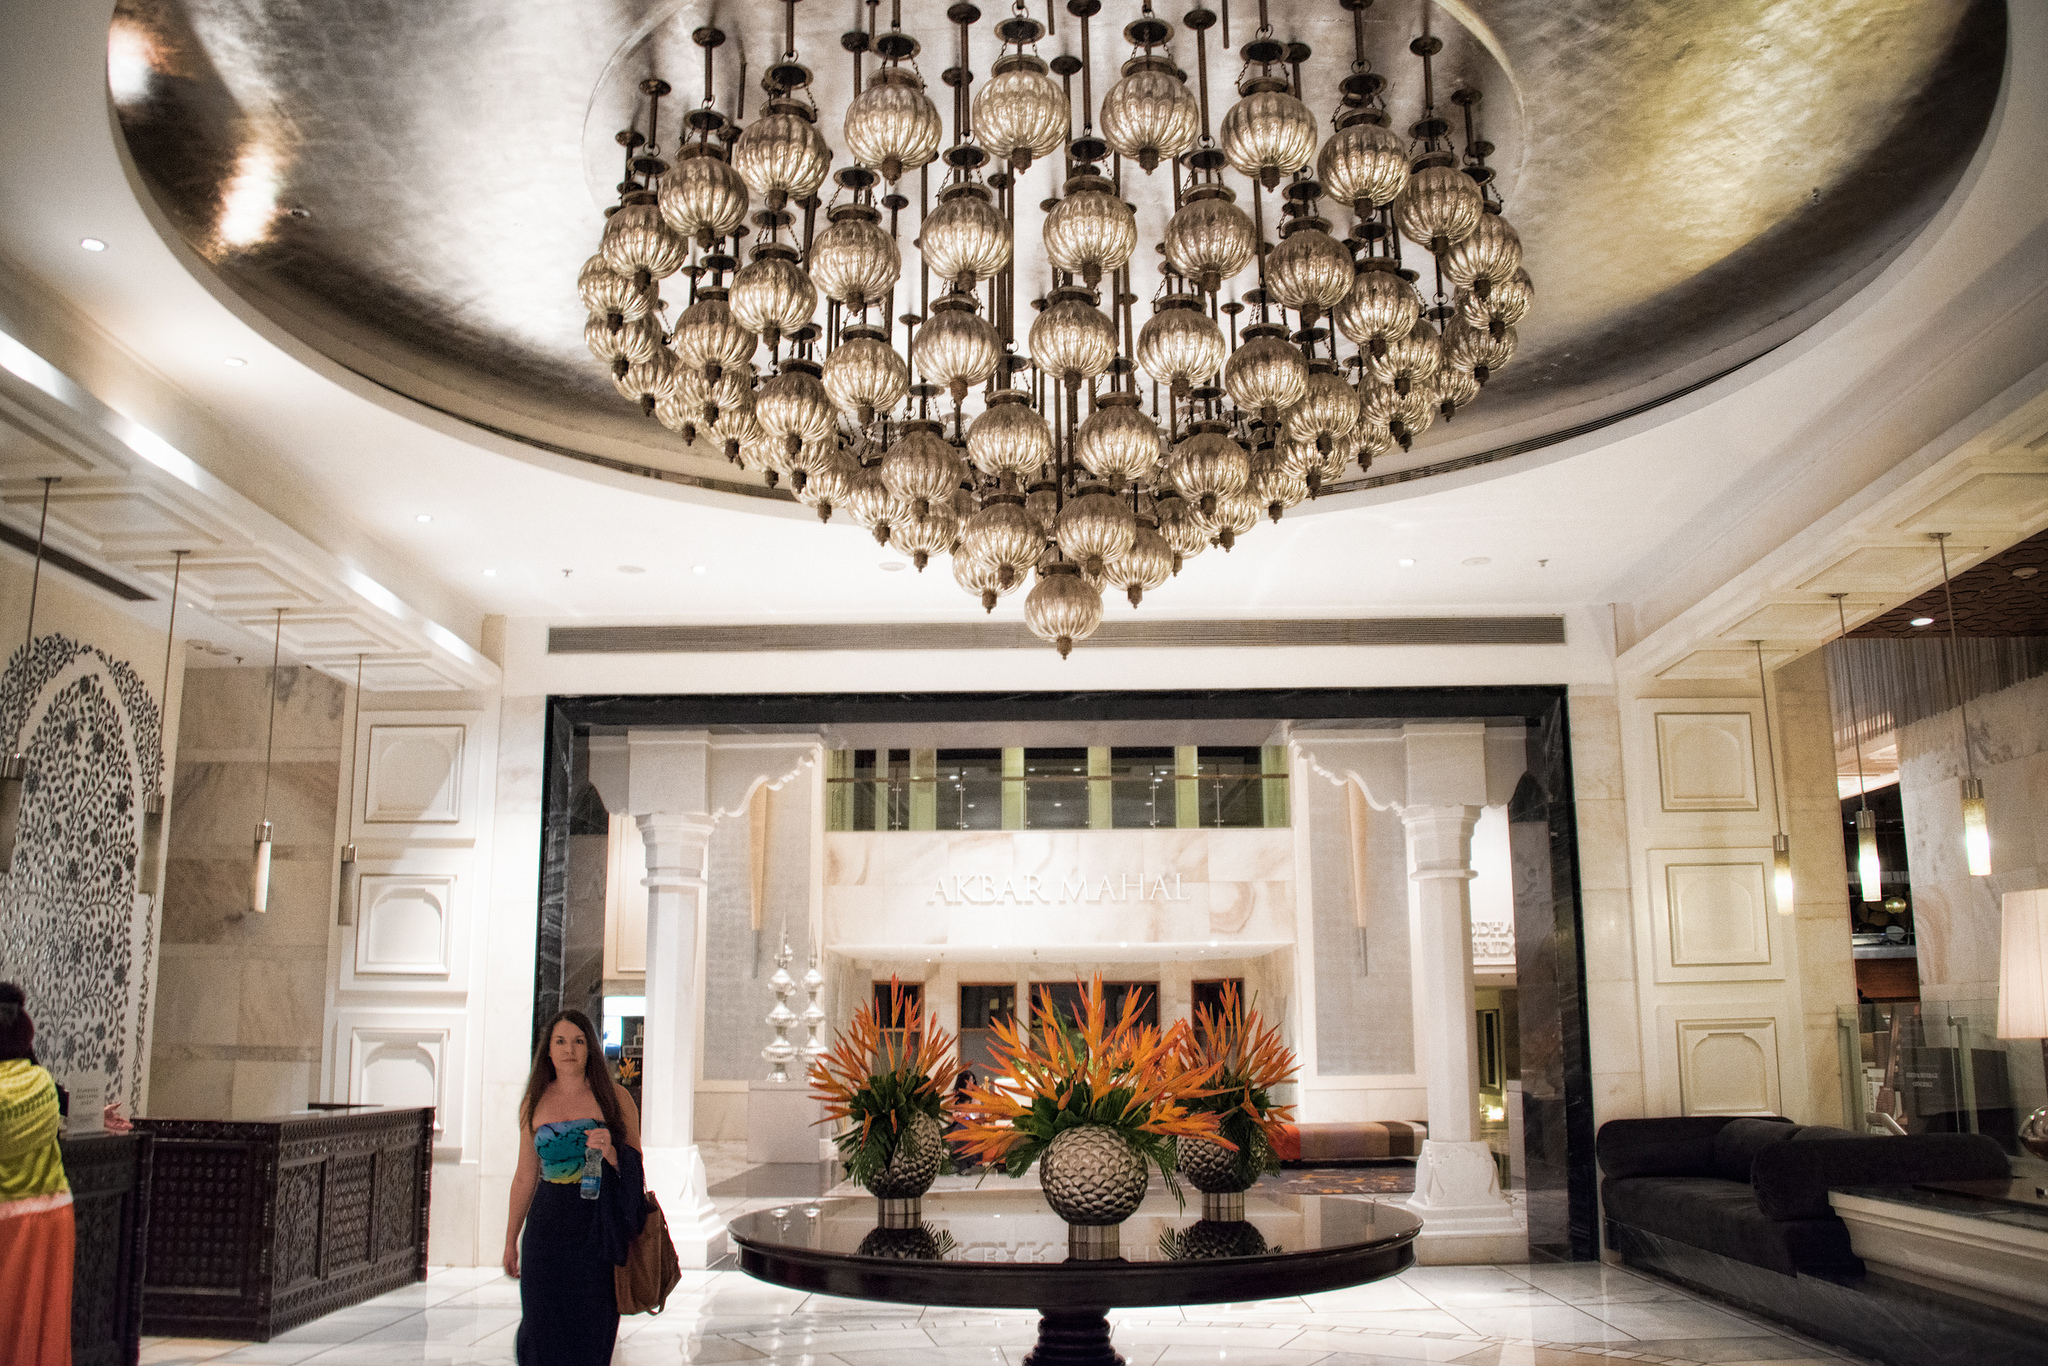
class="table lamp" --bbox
[1996,889,2048,1161]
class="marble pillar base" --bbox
[1403,1139,1526,1264]
[644,1143,728,1268]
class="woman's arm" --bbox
[587,1088,642,1170]
[503,1119,539,1278]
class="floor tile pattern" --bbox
[140,1258,1874,1366]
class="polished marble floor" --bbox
[140,1256,1874,1366]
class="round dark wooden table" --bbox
[729,1188,1422,1366]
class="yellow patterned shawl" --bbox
[0,1060,68,1204]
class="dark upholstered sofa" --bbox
[1597,1115,2009,1276]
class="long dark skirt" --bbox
[517,1181,619,1366]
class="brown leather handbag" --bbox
[613,1192,683,1314]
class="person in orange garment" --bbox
[0,983,72,1366]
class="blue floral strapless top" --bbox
[535,1118,599,1183]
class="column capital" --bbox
[1400,803,1482,881]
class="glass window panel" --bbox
[1023,747,1090,829]
[936,749,1004,830]
[1109,746,1177,828]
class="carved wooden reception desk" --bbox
[136,1106,432,1340]
[61,1129,153,1366]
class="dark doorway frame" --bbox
[536,685,1595,1259]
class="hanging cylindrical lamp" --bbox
[1832,594,1881,904]
[1930,532,1993,876]
[0,477,57,873]
[141,548,189,895]
[338,652,364,926]
[1752,641,1794,915]
[252,608,284,915]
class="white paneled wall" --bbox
[1614,689,1837,1126]
[322,697,499,1266]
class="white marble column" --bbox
[636,809,726,1266]
[1399,802,1522,1263]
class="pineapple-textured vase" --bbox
[1176,1134,1253,1195]
[863,1109,947,1201]
[1039,1124,1149,1228]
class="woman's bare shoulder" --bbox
[528,1081,602,1127]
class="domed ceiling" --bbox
[109,0,2003,506]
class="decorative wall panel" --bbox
[363,724,464,825]
[1646,849,1781,983]
[0,633,162,1110]
[353,874,455,978]
[337,1015,464,1137]
[1653,712,1758,812]
[1675,1015,1781,1116]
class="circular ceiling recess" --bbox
[109,0,2004,507]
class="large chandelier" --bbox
[578,0,1532,655]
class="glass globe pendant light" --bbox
[755,357,837,457]
[1367,315,1442,395]
[735,98,832,211]
[1224,324,1309,431]
[729,241,817,351]
[601,191,690,290]
[891,500,961,572]
[1442,209,1524,300]
[1164,422,1250,518]
[1044,173,1138,290]
[1360,373,1437,451]
[919,182,1012,293]
[1286,361,1362,454]
[973,15,1068,172]
[1075,392,1162,487]
[1266,214,1355,327]
[1460,267,1533,338]
[1220,72,1317,190]
[1318,107,1410,225]
[659,145,751,249]
[967,389,1054,478]
[1137,294,1225,397]
[809,202,902,313]
[960,495,1044,590]
[1105,513,1174,607]
[1025,561,1103,659]
[1164,187,1256,297]
[1336,260,1423,358]
[613,348,679,415]
[577,254,656,324]
[844,65,943,185]
[1100,37,1198,174]
[1442,314,1516,385]
[1055,485,1138,579]
[913,292,1001,406]
[1030,288,1119,391]
[880,420,966,519]
[584,310,664,370]
[821,325,908,425]
[954,544,1023,612]
[671,285,756,390]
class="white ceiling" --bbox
[0,0,2042,669]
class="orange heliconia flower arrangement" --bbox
[1173,981,1298,1186]
[807,978,958,1187]
[951,975,1227,1189]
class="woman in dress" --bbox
[0,983,71,1366]
[504,1009,641,1365]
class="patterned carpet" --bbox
[1257,1163,1419,1195]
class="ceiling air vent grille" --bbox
[549,617,1566,654]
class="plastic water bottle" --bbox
[580,1146,602,1200]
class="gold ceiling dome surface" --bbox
[108,0,2006,648]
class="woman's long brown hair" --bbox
[520,1009,627,1140]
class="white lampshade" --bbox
[1997,889,2048,1040]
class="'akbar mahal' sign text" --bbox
[931,873,1192,906]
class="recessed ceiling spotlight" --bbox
[481,569,497,577]
[79,237,106,251]
[691,564,708,575]
[1910,616,1934,626]
[1463,556,1492,566]
[879,561,906,572]
[617,565,645,574]
[415,514,432,523]
[1398,558,1417,568]
[222,356,247,367]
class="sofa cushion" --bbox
[1751,1133,2011,1221]
[1789,1125,1865,1143]
[1595,1116,1736,1180]
[1711,1116,1799,1182]
[1603,1175,1855,1275]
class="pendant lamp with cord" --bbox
[1930,532,1992,877]
[337,652,364,925]
[1832,593,1882,904]
[141,549,189,893]
[1752,639,1794,915]
[0,477,58,873]
[251,608,283,914]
